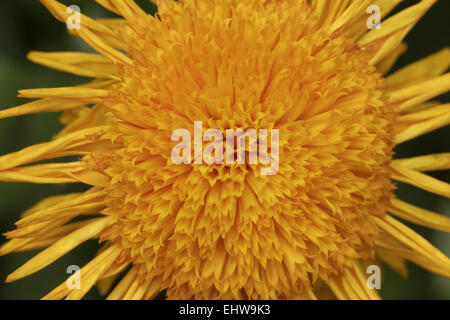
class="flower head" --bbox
[1,0,449,300]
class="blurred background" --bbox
[0,0,448,299]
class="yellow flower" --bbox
[1,0,449,300]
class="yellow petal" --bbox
[96,0,147,21]
[0,220,92,255]
[0,126,107,171]
[0,79,115,119]
[397,103,450,123]
[6,217,113,282]
[376,235,450,278]
[386,47,450,90]
[376,42,407,75]
[387,74,450,113]
[375,247,408,278]
[27,51,119,80]
[54,105,109,139]
[97,274,119,297]
[142,277,162,300]
[18,87,109,102]
[394,104,450,143]
[291,286,318,300]
[0,162,109,185]
[40,0,126,50]
[359,0,437,65]
[342,0,405,41]
[390,163,450,198]
[16,189,105,227]
[0,99,84,120]
[73,27,133,65]
[122,278,149,300]
[395,117,450,144]
[388,198,450,233]
[5,217,71,239]
[374,215,450,267]
[95,18,127,30]
[391,153,450,172]
[96,259,130,296]
[327,261,380,300]
[43,244,121,300]
[391,247,450,278]
[329,0,373,34]
[106,268,138,300]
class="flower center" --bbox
[93,0,397,299]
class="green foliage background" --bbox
[0,0,448,299]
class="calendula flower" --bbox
[0,0,449,300]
